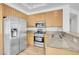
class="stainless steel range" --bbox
[34,21,45,47]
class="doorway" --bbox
[70,13,77,33]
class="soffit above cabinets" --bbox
[5,3,79,15]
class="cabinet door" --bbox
[45,10,63,27]
[28,13,45,27]
[27,32,34,46]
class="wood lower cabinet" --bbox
[27,32,34,46]
[46,47,79,55]
[0,4,3,54]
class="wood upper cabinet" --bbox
[2,4,28,20]
[28,9,63,27]
[28,13,45,27]
[45,10,63,27]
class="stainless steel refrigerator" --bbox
[4,16,27,55]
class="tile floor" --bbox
[19,46,45,55]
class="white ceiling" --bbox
[21,3,47,9]
[5,3,79,15]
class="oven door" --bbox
[34,36,44,42]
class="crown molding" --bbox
[28,5,69,15]
[4,3,70,15]
[5,3,30,15]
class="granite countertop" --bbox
[27,27,62,32]
[45,31,79,52]
[66,32,79,37]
